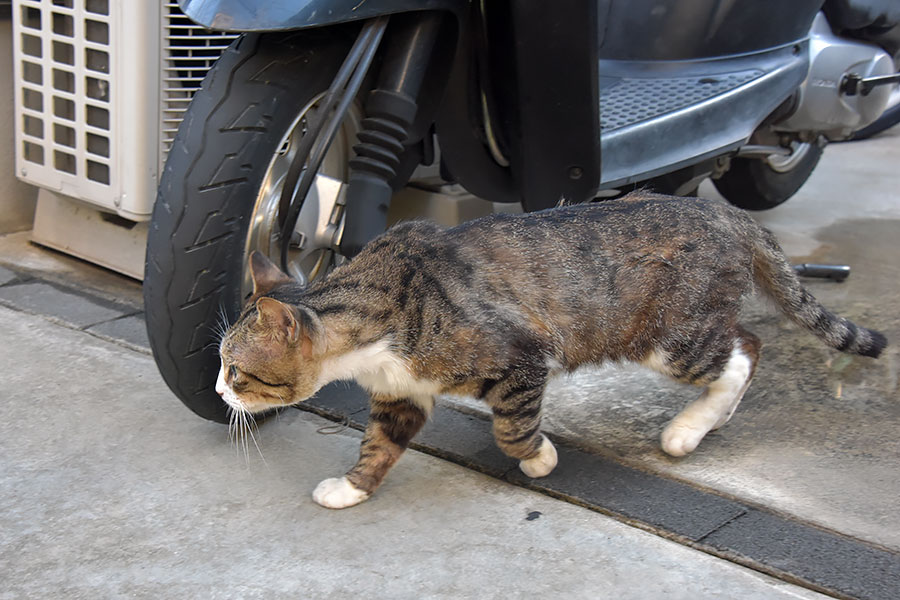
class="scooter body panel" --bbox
[596,0,822,60]
[178,0,466,31]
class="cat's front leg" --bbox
[313,395,431,509]
[481,363,558,478]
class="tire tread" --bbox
[144,32,351,422]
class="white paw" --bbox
[660,422,708,457]
[312,477,370,509]
[519,435,558,478]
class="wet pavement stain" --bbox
[533,217,900,550]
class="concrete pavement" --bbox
[0,305,828,599]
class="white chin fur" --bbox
[313,477,370,509]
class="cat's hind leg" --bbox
[481,362,558,478]
[660,329,760,457]
[313,394,431,509]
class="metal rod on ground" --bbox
[793,263,851,282]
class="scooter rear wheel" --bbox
[847,88,900,141]
[144,31,360,422]
[712,142,822,211]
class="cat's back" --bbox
[458,192,745,239]
[351,191,753,283]
[441,192,752,268]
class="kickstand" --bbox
[792,263,851,282]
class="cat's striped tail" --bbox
[751,227,887,358]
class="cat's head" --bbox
[215,252,326,414]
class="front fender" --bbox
[179,0,466,31]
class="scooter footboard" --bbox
[598,45,810,187]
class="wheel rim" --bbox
[885,85,900,112]
[765,141,812,173]
[242,93,361,297]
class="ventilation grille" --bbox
[160,1,238,166]
[17,0,113,186]
[14,1,239,217]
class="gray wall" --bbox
[0,16,38,233]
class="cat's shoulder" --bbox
[357,220,449,259]
[387,219,446,237]
[611,190,728,210]
[587,191,743,223]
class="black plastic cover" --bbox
[824,0,900,30]
[596,0,823,61]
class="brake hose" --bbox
[278,16,389,273]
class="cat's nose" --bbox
[215,364,227,396]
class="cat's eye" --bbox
[247,372,286,388]
[228,364,237,380]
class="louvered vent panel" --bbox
[14,0,114,195]
[160,1,238,169]
[13,0,236,219]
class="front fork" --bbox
[339,13,446,257]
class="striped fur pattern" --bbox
[217,191,887,507]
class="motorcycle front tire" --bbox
[144,31,354,423]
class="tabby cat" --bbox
[216,191,886,509]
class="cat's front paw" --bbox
[660,422,707,457]
[312,477,370,509]
[519,435,558,478]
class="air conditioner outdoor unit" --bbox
[12,0,237,278]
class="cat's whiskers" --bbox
[235,409,244,462]
[240,409,251,464]
[244,411,268,468]
[227,404,249,463]
[216,304,229,336]
[241,411,269,468]
[227,406,244,461]
[207,304,231,351]
[225,404,268,467]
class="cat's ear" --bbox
[249,251,293,297]
[255,297,323,359]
